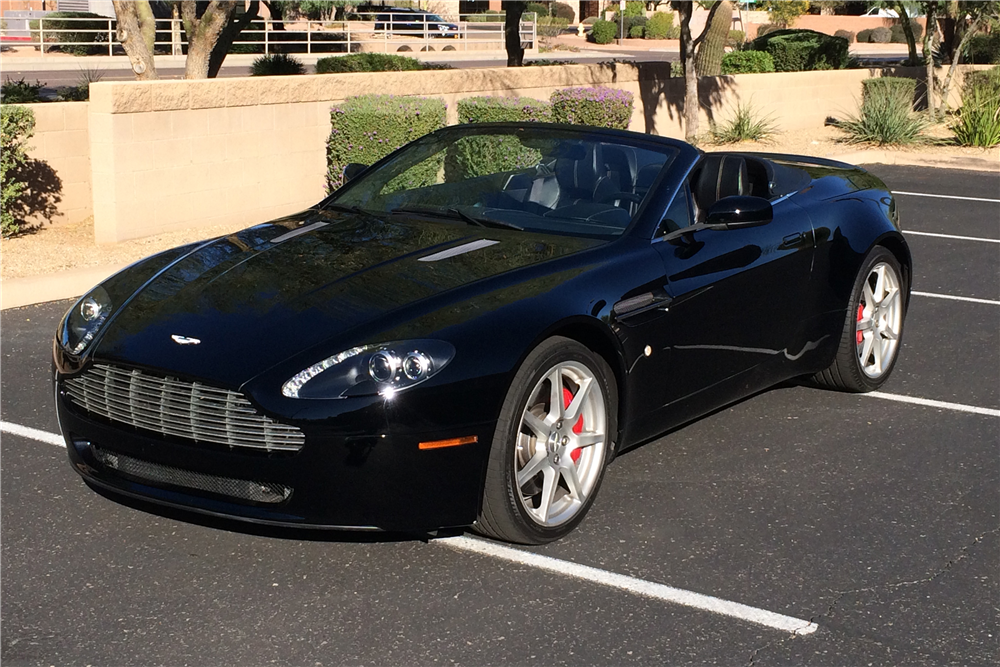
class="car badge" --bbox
[171,334,201,345]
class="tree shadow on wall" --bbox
[631,62,738,137]
[9,158,62,233]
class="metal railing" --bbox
[2,13,538,57]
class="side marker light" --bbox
[419,435,478,450]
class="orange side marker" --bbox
[418,435,478,450]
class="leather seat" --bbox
[692,155,748,222]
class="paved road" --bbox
[2,165,997,666]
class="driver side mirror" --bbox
[343,162,368,183]
[706,195,773,229]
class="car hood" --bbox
[94,210,601,388]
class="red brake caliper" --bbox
[855,303,865,344]
[562,387,584,464]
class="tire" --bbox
[475,337,618,544]
[814,246,906,392]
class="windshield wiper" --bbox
[390,205,523,231]
[321,203,381,222]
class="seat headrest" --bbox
[693,155,748,211]
[635,163,663,191]
[555,143,599,196]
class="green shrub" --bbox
[870,26,891,43]
[316,53,444,73]
[616,14,647,37]
[550,86,633,129]
[834,29,854,44]
[449,96,551,179]
[327,94,446,192]
[251,53,306,76]
[582,16,599,25]
[552,2,575,21]
[590,19,616,44]
[838,77,930,145]
[751,29,849,72]
[667,25,681,39]
[525,2,549,18]
[1,105,34,237]
[756,23,780,38]
[1,77,44,104]
[965,33,1000,64]
[952,66,1000,146]
[466,10,504,23]
[629,25,645,38]
[861,77,916,108]
[644,12,673,39]
[856,28,873,43]
[538,16,570,40]
[711,101,777,143]
[30,11,111,55]
[727,29,746,47]
[721,50,775,74]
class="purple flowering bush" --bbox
[550,87,634,130]
[327,94,445,192]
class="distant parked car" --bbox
[374,7,459,38]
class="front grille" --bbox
[64,364,304,453]
[92,446,291,504]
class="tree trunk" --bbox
[181,0,236,79]
[894,1,919,65]
[695,0,731,77]
[505,1,527,67]
[262,0,285,31]
[677,3,699,141]
[113,0,158,80]
[940,13,988,112]
[208,0,259,78]
[923,1,939,119]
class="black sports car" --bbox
[373,8,459,38]
[54,123,910,544]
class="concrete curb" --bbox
[1,263,128,310]
[829,150,1000,172]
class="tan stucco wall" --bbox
[18,102,92,226]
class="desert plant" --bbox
[590,19,616,44]
[696,0,732,77]
[721,50,775,74]
[315,53,447,73]
[550,86,633,129]
[56,67,103,101]
[0,77,44,104]
[644,11,673,40]
[965,33,1000,64]
[251,53,306,76]
[525,2,549,18]
[629,25,645,38]
[538,16,570,42]
[327,94,445,192]
[834,29,855,44]
[952,66,1000,147]
[727,29,746,48]
[29,11,111,55]
[761,0,809,28]
[551,2,575,21]
[856,28,873,43]
[870,26,892,44]
[756,23,780,38]
[837,77,931,145]
[711,100,777,143]
[1,105,34,237]
[751,29,849,72]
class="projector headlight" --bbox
[282,340,455,399]
[60,286,113,355]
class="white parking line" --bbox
[866,393,1000,418]
[0,419,818,636]
[439,536,818,635]
[892,191,1000,204]
[904,230,1000,244]
[912,291,999,306]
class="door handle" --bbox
[779,232,810,250]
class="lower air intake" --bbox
[92,446,291,504]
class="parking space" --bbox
[2,165,997,666]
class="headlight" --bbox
[60,286,113,355]
[282,339,455,399]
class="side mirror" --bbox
[343,162,368,183]
[706,195,773,229]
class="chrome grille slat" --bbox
[64,364,304,453]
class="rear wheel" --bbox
[476,337,617,544]
[814,246,906,392]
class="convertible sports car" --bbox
[54,123,910,544]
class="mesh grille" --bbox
[92,446,291,504]
[64,364,304,453]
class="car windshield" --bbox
[326,126,679,240]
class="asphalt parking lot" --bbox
[2,164,997,666]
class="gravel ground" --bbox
[2,124,996,281]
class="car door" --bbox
[622,174,815,435]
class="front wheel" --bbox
[814,246,906,392]
[475,337,617,544]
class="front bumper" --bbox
[56,377,494,532]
